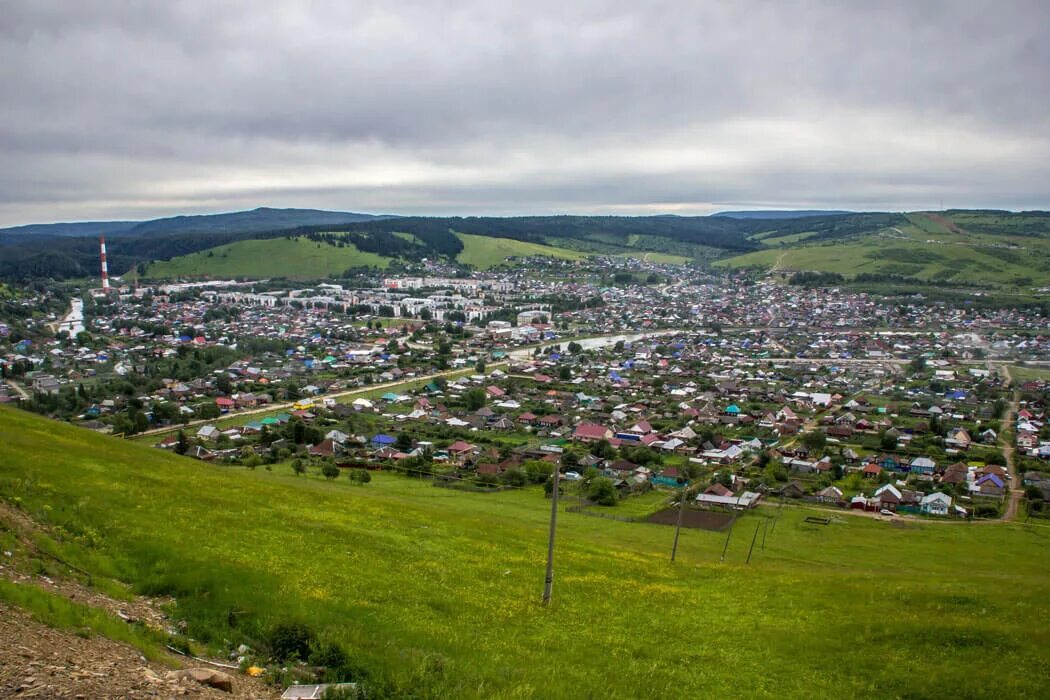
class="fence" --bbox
[565,504,648,523]
[432,480,509,494]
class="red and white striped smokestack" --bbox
[99,236,110,291]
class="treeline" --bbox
[0,211,910,281]
[788,271,846,286]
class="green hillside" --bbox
[1,406,1048,697]
[717,212,1050,288]
[454,232,588,268]
[144,236,389,279]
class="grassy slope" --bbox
[455,233,587,269]
[615,251,692,264]
[717,213,1050,287]
[145,236,389,279]
[1,406,1048,698]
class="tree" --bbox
[908,356,927,375]
[321,462,340,480]
[502,468,527,487]
[593,439,616,459]
[290,419,307,444]
[175,430,189,456]
[475,359,486,374]
[801,431,827,453]
[196,402,220,420]
[349,468,372,484]
[130,410,149,435]
[523,460,553,484]
[559,365,571,381]
[395,432,414,451]
[464,387,486,411]
[587,477,619,506]
[292,459,306,477]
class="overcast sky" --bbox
[2,1,1048,226]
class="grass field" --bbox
[615,251,692,264]
[144,236,389,279]
[1009,365,1050,383]
[717,212,1050,288]
[455,233,587,269]
[1,406,1049,698]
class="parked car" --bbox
[880,509,896,516]
[563,471,582,481]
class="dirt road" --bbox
[999,365,1022,522]
[135,362,499,439]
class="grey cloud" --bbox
[1,0,1048,225]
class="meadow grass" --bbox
[1009,365,1050,383]
[455,233,587,269]
[1,406,1048,698]
[716,216,1050,289]
[614,251,692,264]
[144,236,389,279]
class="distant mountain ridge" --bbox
[712,209,854,219]
[0,220,140,237]
[0,207,392,238]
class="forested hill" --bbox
[0,209,911,280]
[0,207,389,238]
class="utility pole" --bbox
[745,520,761,564]
[542,465,560,606]
[761,516,769,551]
[670,478,688,562]
[720,516,735,562]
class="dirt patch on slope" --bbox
[0,603,278,698]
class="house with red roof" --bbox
[573,422,612,443]
[447,440,478,465]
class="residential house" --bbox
[920,491,952,516]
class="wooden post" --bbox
[542,465,560,606]
[720,515,735,563]
[671,479,688,562]
[745,521,761,564]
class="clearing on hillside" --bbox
[144,235,389,279]
[454,232,587,268]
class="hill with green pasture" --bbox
[716,211,1050,288]
[454,232,588,268]
[0,406,1048,697]
[144,235,389,279]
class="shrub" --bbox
[266,621,315,662]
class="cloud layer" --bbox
[2,1,1048,225]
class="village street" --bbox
[999,365,1023,521]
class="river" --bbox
[57,297,85,337]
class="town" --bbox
[3,257,1048,524]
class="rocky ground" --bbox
[0,604,279,698]
[0,502,280,699]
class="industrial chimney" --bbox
[99,236,110,292]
